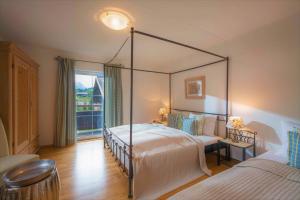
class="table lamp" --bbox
[159,107,167,121]
[226,116,245,129]
[226,116,245,143]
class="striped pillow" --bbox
[182,117,198,135]
[288,128,300,169]
[167,113,178,129]
[189,113,205,135]
[177,113,183,129]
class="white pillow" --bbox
[203,115,217,136]
[280,120,300,158]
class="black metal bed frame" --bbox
[102,110,227,176]
[103,27,229,198]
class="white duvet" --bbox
[108,124,211,200]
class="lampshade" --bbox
[226,116,245,129]
[159,107,167,115]
[99,10,130,30]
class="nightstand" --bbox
[152,120,167,126]
[217,128,256,165]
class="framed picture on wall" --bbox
[185,76,205,99]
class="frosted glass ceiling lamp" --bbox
[99,10,131,30]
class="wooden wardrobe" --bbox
[0,42,39,154]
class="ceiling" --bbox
[0,0,299,72]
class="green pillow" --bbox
[167,113,178,129]
[177,113,183,129]
[167,113,185,130]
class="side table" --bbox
[217,138,256,165]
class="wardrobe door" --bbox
[13,56,30,154]
[29,66,38,152]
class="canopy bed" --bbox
[102,27,229,199]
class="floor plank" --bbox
[38,139,238,200]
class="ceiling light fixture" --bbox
[98,9,131,30]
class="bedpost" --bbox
[169,73,172,113]
[103,65,106,148]
[128,27,134,198]
[225,57,229,137]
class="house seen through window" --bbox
[75,71,103,139]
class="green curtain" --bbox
[54,58,76,147]
[104,65,123,128]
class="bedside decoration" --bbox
[185,76,205,99]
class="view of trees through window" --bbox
[75,71,103,139]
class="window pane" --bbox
[75,71,103,139]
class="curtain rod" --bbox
[55,56,106,65]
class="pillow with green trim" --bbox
[189,113,205,135]
[288,128,300,169]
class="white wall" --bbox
[13,44,168,146]
[172,62,227,115]
[226,14,300,159]
[122,70,169,124]
[171,62,228,138]
[172,14,300,160]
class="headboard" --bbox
[171,108,227,138]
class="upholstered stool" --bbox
[0,160,60,200]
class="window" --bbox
[75,70,103,139]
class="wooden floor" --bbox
[38,139,238,200]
